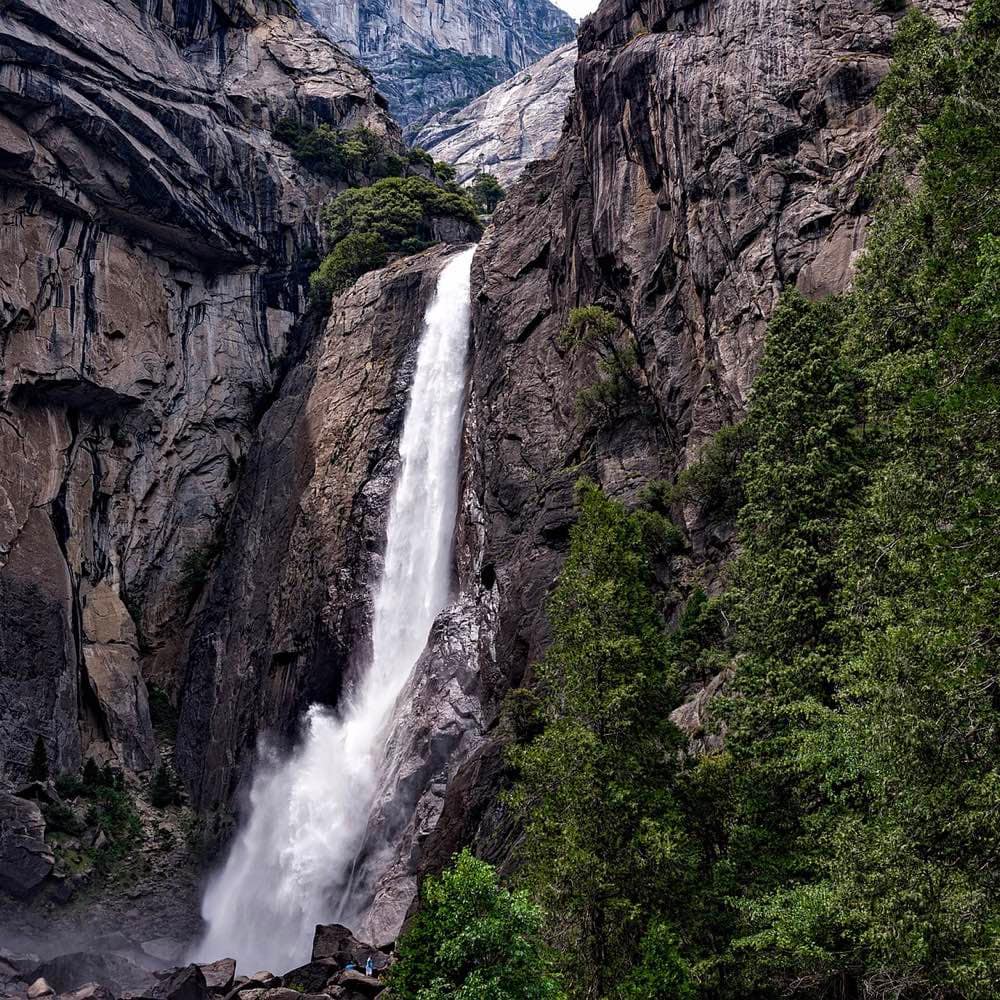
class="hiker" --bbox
[365,957,374,977]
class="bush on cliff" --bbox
[311,177,479,297]
[470,171,506,214]
[274,120,404,183]
[389,850,563,1000]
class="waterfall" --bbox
[193,246,476,974]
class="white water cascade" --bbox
[194,246,476,973]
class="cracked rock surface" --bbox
[413,43,578,186]
[0,0,395,781]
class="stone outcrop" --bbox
[0,792,53,899]
[413,43,578,185]
[299,0,575,127]
[0,0,395,782]
[175,245,472,810]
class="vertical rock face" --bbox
[0,0,396,781]
[299,0,576,128]
[175,245,467,811]
[413,42,578,185]
[410,0,969,882]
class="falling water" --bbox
[193,246,476,973]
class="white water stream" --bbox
[194,246,476,973]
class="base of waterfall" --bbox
[0,924,390,1000]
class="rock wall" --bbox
[174,244,474,812]
[299,0,576,128]
[413,42,578,186]
[412,0,969,880]
[0,0,396,782]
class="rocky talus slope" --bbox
[299,0,575,128]
[0,0,395,782]
[413,42,578,185]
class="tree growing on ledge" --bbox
[470,171,506,214]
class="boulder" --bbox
[310,927,373,969]
[57,985,114,1000]
[278,962,337,994]
[0,793,54,899]
[29,955,154,997]
[150,965,208,1000]
[26,981,53,999]
[331,972,382,999]
[196,962,235,995]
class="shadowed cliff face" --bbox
[0,0,396,781]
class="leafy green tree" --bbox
[28,734,49,782]
[508,481,696,998]
[559,306,643,423]
[310,232,388,298]
[470,172,506,213]
[389,850,563,1000]
[311,177,480,296]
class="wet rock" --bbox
[330,971,383,998]
[56,986,113,1000]
[196,961,236,995]
[310,926,375,970]
[149,965,208,1000]
[278,962,336,994]
[26,980,53,999]
[28,956,153,998]
[0,793,53,899]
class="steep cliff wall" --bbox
[413,42,577,185]
[412,0,968,877]
[0,0,396,782]
[175,245,468,812]
[299,0,575,127]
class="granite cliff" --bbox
[0,0,395,783]
[0,0,975,973]
[413,42,578,186]
[299,0,575,128]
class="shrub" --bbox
[311,177,480,297]
[667,422,750,515]
[310,232,389,298]
[389,850,563,1000]
[470,171,506,213]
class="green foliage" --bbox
[389,850,563,1000]
[560,307,644,424]
[407,147,435,169]
[699,6,1000,996]
[667,423,750,515]
[434,161,457,183]
[274,120,403,184]
[470,172,506,214]
[617,924,695,1000]
[311,177,480,297]
[150,763,180,809]
[310,232,388,298]
[28,734,49,782]
[508,481,696,997]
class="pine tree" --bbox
[27,734,49,782]
[150,763,176,808]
